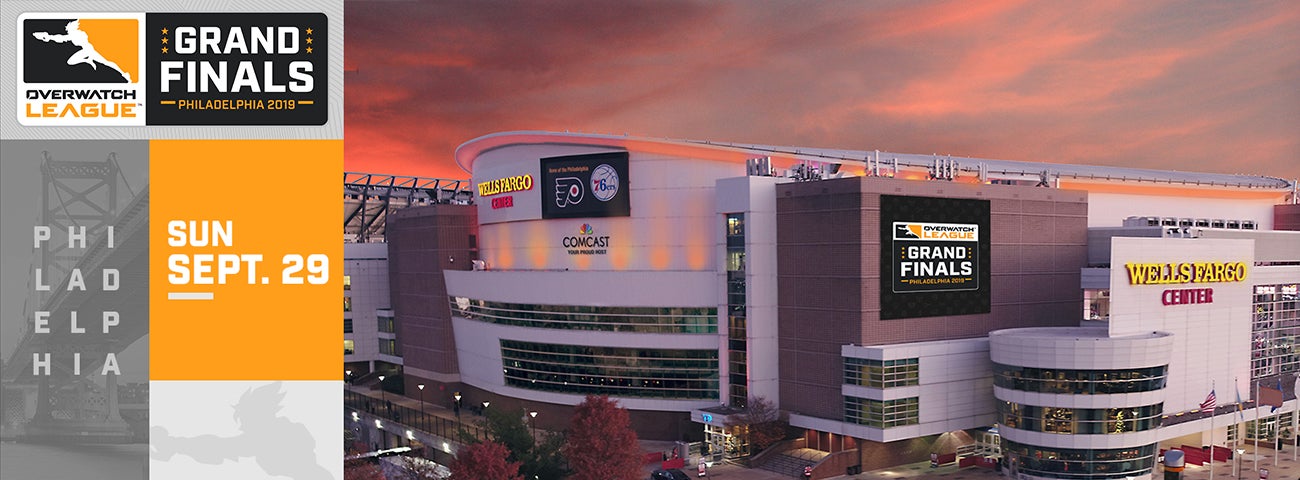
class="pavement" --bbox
[352,386,1300,480]
[829,444,1300,480]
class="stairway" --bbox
[756,448,829,478]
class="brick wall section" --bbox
[777,176,1089,419]
[1276,204,1300,231]
[387,205,478,379]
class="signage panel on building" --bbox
[540,151,630,219]
[879,195,991,320]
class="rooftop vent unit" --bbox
[746,156,775,177]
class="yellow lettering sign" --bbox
[1125,261,1247,285]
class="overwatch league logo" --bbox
[18,13,146,126]
[892,222,979,293]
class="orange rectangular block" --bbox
[150,140,341,381]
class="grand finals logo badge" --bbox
[15,11,329,126]
[17,12,147,126]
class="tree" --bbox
[479,406,569,479]
[725,396,789,454]
[483,407,534,461]
[564,395,642,480]
[450,441,522,480]
[526,431,569,480]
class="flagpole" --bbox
[1255,380,1259,473]
[1211,380,1215,479]
[1235,375,1241,477]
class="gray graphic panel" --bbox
[1,139,149,479]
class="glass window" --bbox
[998,401,1163,435]
[344,319,353,334]
[344,296,352,312]
[1251,283,1300,379]
[844,396,918,428]
[344,339,354,355]
[379,339,401,357]
[500,340,718,400]
[1004,440,1156,479]
[449,298,717,334]
[993,363,1168,394]
[343,275,351,290]
[378,315,396,333]
[845,358,919,388]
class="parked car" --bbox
[650,468,690,480]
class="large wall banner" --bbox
[540,151,631,219]
[879,195,991,320]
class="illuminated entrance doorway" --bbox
[703,424,749,461]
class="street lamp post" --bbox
[453,392,462,420]
[417,384,426,414]
[529,410,538,438]
[378,375,387,405]
[1236,447,1245,477]
[345,369,352,385]
[482,401,490,415]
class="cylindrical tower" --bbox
[990,327,1174,479]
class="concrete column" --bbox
[35,376,52,420]
[105,372,122,422]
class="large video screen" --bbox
[880,195,991,320]
[540,151,631,219]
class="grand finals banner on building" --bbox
[879,195,992,320]
[1,1,344,480]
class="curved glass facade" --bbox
[998,401,1162,434]
[1004,440,1156,479]
[451,297,716,334]
[500,340,719,399]
[993,363,1167,394]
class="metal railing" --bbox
[345,389,487,443]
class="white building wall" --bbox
[473,146,740,272]
[1107,238,1254,412]
[989,327,1173,471]
[1086,192,1279,229]
[444,270,715,306]
[444,269,721,411]
[810,338,997,443]
[345,242,391,365]
[716,176,785,406]
[449,316,719,412]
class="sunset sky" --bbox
[344,1,1299,181]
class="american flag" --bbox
[1201,389,1217,410]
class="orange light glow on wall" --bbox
[526,221,548,269]
[489,223,514,269]
[1058,180,1288,200]
[608,220,631,270]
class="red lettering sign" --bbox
[1161,287,1213,306]
[491,195,514,209]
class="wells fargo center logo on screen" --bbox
[16,12,328,126]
